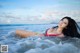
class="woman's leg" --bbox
[15,30,40,38]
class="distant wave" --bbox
[0,24,53,26]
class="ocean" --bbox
[0,24,80,53]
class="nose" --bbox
[60,21,63,24]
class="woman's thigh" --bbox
[15,30,42,38]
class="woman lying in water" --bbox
[15,16,80,38]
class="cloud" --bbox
[0,5,80,24]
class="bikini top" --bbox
[45,28,62,36]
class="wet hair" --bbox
[53,16,80,38]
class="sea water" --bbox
[0,24,80,53]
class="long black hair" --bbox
[60,16,80,38]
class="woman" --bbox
[15,16,80,38]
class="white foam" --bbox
[43,43,79,53]
[44,39,56,45]
[1,32,80,53]
[24,48,43,53]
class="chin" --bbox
[58,26,64,28]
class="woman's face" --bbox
[58,18,68,28]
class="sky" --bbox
[0,0,80,24]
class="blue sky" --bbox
[0,0,80,24]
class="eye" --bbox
[64,22,67,24]
[60,19,63,21]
